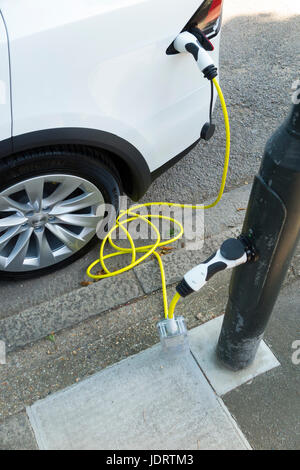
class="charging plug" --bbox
[176,237,256,298]
[157,316,189,355]
[173,31,218,80]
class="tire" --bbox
[0,146,122,280]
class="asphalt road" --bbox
[1,0,300,317]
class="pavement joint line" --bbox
[216,397,252,450]
[189,346,218,394]
[132,265,147,294]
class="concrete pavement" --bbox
[26,339,254,450]
[223,280,300,450]
[0,279,297,450]
[0,182,299,449]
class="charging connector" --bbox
[176,237,257,298]
[173,31,218,80]
[173,29,217,141]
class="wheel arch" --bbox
[0,128,152,201]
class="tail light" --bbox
[187,0,223,39]
[166,0,223,55]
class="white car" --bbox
[0,0,223,278]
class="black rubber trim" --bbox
[176,278,194,298]
[202,64,218,80]
[0,128,151,201]
[205,261,227,281]
[188,27,214,51]
[0,131,203,200]
[200,82,215,141]
[185,43,199,61]
[151,138,200,182]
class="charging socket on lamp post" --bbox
[157,316,189,354]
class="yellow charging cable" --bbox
[87,77,230,319]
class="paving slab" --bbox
[0,412,38,450]
[189,315,280,395]
[222,280,300,450]
[27,345,251,450]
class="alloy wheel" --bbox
[0,174,105,272]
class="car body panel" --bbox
[0,0,220,173]
[0,10,11,144]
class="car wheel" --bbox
[0,146,121,279]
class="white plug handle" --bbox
[173,31,214,72]
[184,249,247,293]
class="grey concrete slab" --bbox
[1,263,298,449]
[0,271,143,351]
[0,277,230,421]
[27,345,251,450]
[0,412,38,450]
[222,280,300,450]
[189,316,280,396]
